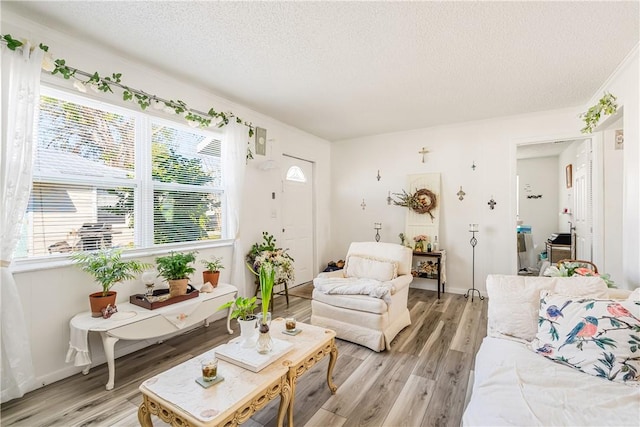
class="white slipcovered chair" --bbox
[311,242,413,352]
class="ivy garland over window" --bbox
[1,34,256,160]
[580,92,618,134]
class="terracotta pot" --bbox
[202,271,220,287]
[168,278,189,298]
[89,291,117,318]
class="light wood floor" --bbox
[0,288,487,427]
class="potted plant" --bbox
[71,248,150,317]
[201,256,224,287]
[256,262,276,353]
[155,251,197,298]
[218,296,258,347]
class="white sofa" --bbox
[310,242,413,352]
[463,274,640,427]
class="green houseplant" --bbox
[201,256,224,287]
[71,248,150,317]
[218,296,258,321]
[218,296,258,347]
[155,251,197,298]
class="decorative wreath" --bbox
[392,188,438,219]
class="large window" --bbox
[14,87,225,259]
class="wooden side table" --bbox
[412,250,446,298]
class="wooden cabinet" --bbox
[411,250,446,298]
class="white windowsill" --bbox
[10,239,235,273]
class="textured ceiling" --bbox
[4,1,639,141]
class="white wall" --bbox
[588,46,639,288]
[603,119,624,283]
[330,109,586,295]
[3,12,332,392]
[517,156,559,261]
[329,47,639,292]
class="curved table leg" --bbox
[138,401,153,427]
[82,366,91,375]
[327,340,338,394]
[226,292,237,334]
[100,332,120,390]
[277,377,292,427]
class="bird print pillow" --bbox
[531,290,640,384]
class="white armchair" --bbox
[311,242,413,352]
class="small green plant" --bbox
[201,256,225,272]
[259,262,276,323]
[71,248,151,296]
[155,251,197,281]
[218,296,258,321]
[580,92,618,134]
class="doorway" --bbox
[515,138,592,274]
[281,155,315,286]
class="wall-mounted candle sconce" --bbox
[361,199,367,210]
[374,222,382,242]
[376,170,381,181]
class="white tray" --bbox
[215,338,293,372]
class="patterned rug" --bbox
[288,282,314,299]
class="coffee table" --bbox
[138,319,338,426]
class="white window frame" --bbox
[13,86,233,272]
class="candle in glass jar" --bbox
[469,224,479,232]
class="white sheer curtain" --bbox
[1,43,43,402]
[224,121,248,296]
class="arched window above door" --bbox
[286,165,307,183]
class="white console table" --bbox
[67,283,237,390]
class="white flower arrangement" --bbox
[247,232,294,286]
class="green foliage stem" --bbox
[580,92,618,134]
[259,262,276,322]
[1,32,255,160]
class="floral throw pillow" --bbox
[531,290,640,384]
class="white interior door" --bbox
[282,155,314,286]
[574,139,593,260]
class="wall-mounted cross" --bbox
[457,186,466,201]
[418,147,429,163]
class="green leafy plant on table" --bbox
[71,248,150,317]
[155,251,197,297]
[218,296,258,321]
[71,248,150,296]
[201,256,224,287]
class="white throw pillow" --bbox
[531,291,640,384]
[486,274,610,342]
[344,254,398,282]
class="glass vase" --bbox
[256,312,273,354]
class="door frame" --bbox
[510,133,604,272]
[281,153,316,285]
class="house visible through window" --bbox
[14,87,225,259]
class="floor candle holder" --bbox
[465,224,484,302]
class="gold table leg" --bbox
[137,400,153,427]
[327,340,338,394]
[277,376,292,427]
